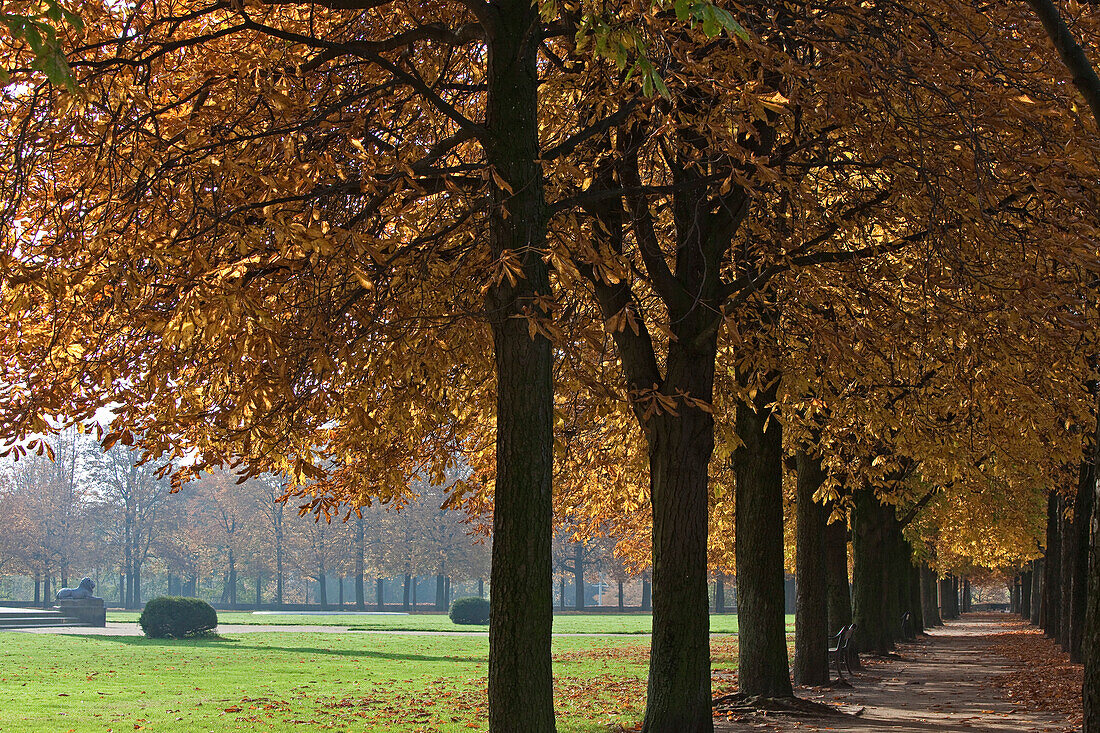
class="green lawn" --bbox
[0,631,747,732]
[105,611,794,635]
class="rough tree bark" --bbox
[794,450,829,685]
[1061,493,1075,651]
[1032,559,1043,625]
[1073,455,1095,662]
[1044,492,1062,638]
[1087,450,1100,732]
[853,489,891,654]
[643,348,720,730]
[483,4,555,730]
[734,374,794,698]
[908,557,924,633]
[825,515,852,634]
[920,565,941,626]
[882,515,903,642]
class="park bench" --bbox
[828,623,856,679]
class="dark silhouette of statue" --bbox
[56,577,99,601]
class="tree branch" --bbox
[1024,0,1100,128]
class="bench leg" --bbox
[831,652,845,682]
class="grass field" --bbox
[104,611,794,635]
[0,631,750,732]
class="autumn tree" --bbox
[5,2,1100,733]
[0,0,568,723]
[93,446,173,607]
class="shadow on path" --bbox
[717,614,1073,733]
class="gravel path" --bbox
[718,614,1073,733]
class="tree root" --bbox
[712,693,862,717]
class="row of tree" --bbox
[4,0,1100,732]
[0,433,496,608]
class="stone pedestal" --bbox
[55,598,106,627]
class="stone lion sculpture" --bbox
[56,577,99,601]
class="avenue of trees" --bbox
[4,1,1100,733]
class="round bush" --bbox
[139,596,218,639]
[449,596,490,625]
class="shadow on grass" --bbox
[89,635,485,663]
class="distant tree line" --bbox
[0,431,500,609]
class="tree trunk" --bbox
[318,567,328,611]
[376,577,384,610]
[33,574,40,605]
[640,366,721,731]
[1032,560,1042,624]
[403,573,411,612]
[920,565,942,626]
[479,578,485,598]
[715,576,725,613]
[908,559,924,633]
[825,517,852,634]
[939,577,954,620]
[355,517,365,611]
[641,575,651,611]
[436,573,446,611]
[1044,492,1062,638]
[733,375,793,699]
[793,450,829,686]
[228,550,237,607]
[882,513,903,643]
[1074,455,1095,662]
[1061,492,1075,651]
[1084,431,1100,732]
[853,489,891,653]
[559,577,566,610]
[618,581,625,610]
[573,542,585,610]
[276,539,285,608]
[480,3,556,730]
[256,573,262,608]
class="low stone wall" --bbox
[55,598,106,627]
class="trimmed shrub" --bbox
[449,596,490,625]
[139,596,218,639]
